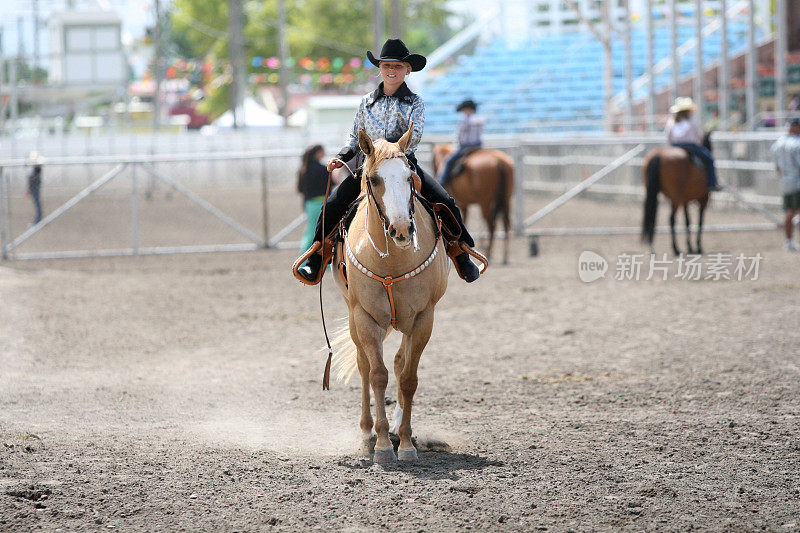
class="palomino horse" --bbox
[641,133,713,255]
[432,144,514,264]
[331,125,449,463]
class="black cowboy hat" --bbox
[366,39,426,72]
[456,99,478,112]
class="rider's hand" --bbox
[327,158,343,173]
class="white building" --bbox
[487,0,770,40]
[48,10,126,87]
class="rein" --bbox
[319,159,358,390]
[319,167,335,390]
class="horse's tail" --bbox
[642,154,661,245]
[491,160,511,227]
[330,322,358,385]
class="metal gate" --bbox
[0,149,305,261]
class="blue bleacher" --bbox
[422,22,751,134]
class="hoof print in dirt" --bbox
[19,434,43,453]
[5,486,51,503]
[450,485,483,495]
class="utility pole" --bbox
[153,0,163,130]
[565,1,613,131]
[602,1,613,132]
[745,0,757,129]
[14,16,22,123]
[670,0,679,100]
[0,26,5,126]
[646,0,655,130]
[391,0,402,39]
[228,0,245,128]
[776,0,787,125]
[277,0,289,121]
[719,0,729,130]
[694,0,704,125]
[374,0,384,55]
[33,0,40,84]
[623,0,633,130]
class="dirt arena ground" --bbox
[2,189,799,531]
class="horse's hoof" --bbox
[398,447,418,462]
[373,446,397,464]
[359,442,374,457]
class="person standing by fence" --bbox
[770,119,800,251]
[296,145,329,253]
[26,152,44,225]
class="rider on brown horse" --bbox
[437,99,485,186]
[665,97,721,191]
[294,39,481,284]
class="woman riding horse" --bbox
[294,39,481,284]
[330,126,450,463]
[665,97,720,191]
[437,99,485,186]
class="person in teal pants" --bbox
[297,145,329,254]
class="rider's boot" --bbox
[293,237,335,285]
[296,249,323,283]
[293,174,362,285]
[447,241,481,282]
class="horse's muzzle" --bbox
[389,223,412,248]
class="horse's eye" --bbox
[369,177,380,186]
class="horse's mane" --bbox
[362,139,401,181]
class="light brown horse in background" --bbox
[433,144,515,264]
[641,133,712,255]
[331,125,449,464]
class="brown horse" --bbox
[641,133,712,255]
[330,125,449,463]
[432,144,515,264]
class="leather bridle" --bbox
[362,151,418,252]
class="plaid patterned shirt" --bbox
[336,82,424,162]
[457,114,485,147]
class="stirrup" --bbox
[446,241,488,281]
[292,241,333,286]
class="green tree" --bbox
[169,0,462,118]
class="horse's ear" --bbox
[397,121,414,153]
[358,129,374,156]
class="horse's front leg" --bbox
[391,335,410,435]
[684,204,694,254]
[352,306,393,463]
[395,307,434,461]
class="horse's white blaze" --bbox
[377,158,412,231]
